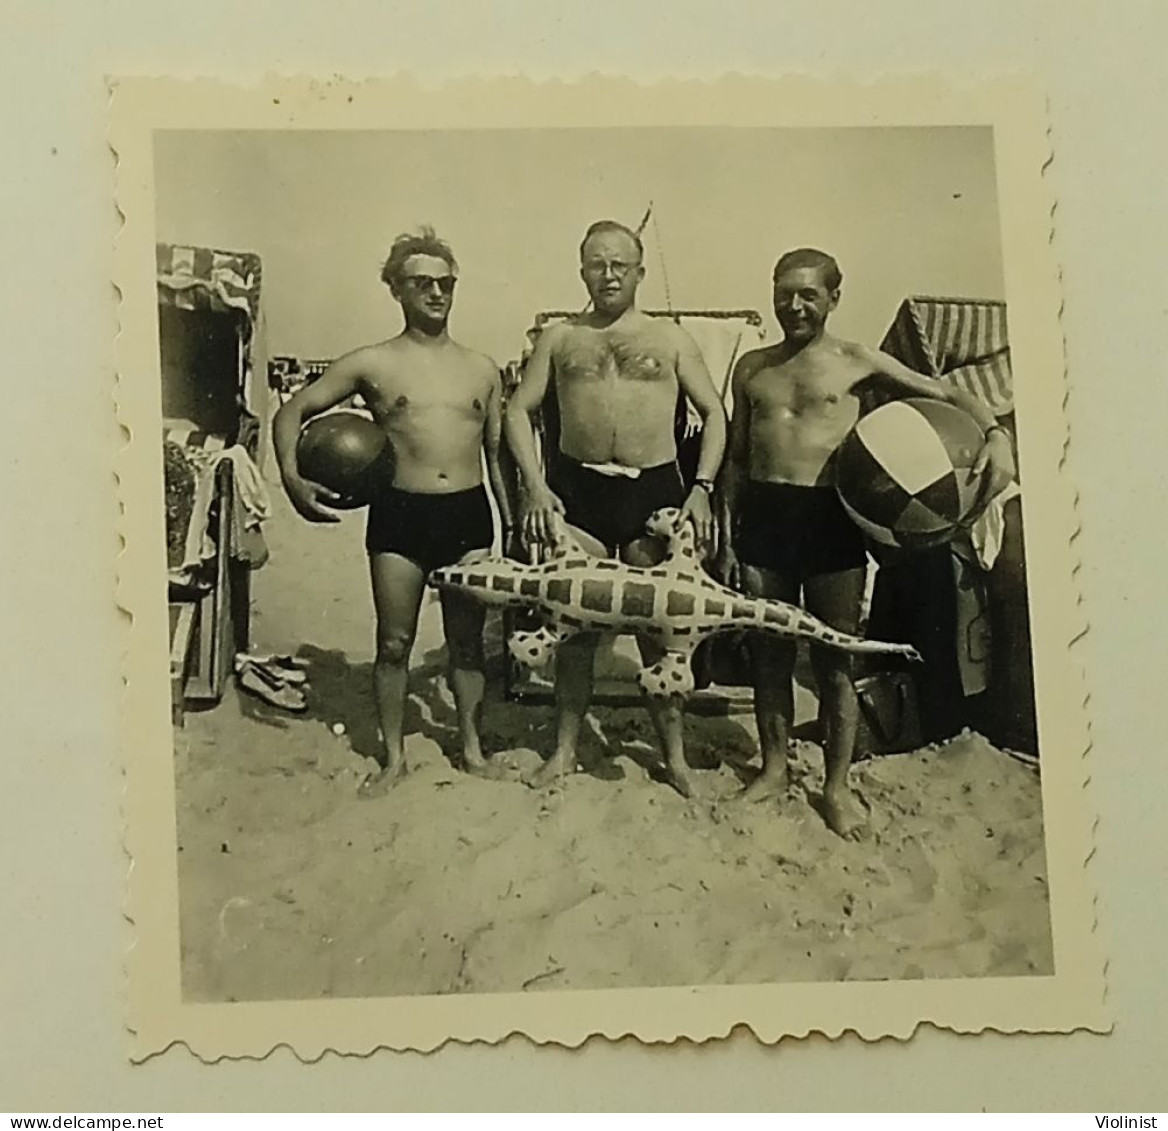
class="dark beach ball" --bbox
[297,411,394,509]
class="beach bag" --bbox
[854,670,923,757]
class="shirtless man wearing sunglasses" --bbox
[273,227,514,794]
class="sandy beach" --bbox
[174,485,1053,1003]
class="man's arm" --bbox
[503,325,564,547]
[272,349,367,523]
[674,327,727,482]
[856,344,1017,499]
[716,353,756,573]
[672,326,727,549]
[481,364,516,542]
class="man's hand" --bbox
[521,485,566,550]
[284,474,343,523]
[715,543,741,590]
[971,428,1016,504]
[502,524,527,562]
[678,485,714,551]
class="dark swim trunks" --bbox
[365,484,493,575]
[734,480,868,582]
[550,455,687,552]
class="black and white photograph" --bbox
[112,76,1103,1055]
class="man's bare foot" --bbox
[738,765,791,805]
[661,767,695,799]
[357,760,407,799]
[526,750,576,790]
[662,762,696,799]
[822,783,868,840]
[463,754,514,782]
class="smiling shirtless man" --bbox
[273,228,513,793]
[505,220,727,797]
[720,248,1016,837]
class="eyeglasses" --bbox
[401,274,457,295]
[582,260,639,279]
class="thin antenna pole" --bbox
[649,208,677,321]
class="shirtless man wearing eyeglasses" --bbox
[273,227,514,794]
[505,220,727,797]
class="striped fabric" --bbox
[156,243,262,327]
[879,297,1013,417]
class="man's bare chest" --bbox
[555,332,676,385]
[362,366,486,420]
[748,362,862,419]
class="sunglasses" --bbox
[401,273,457,295]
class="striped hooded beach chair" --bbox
[158,243,268,719]
[879,296,1013,420]
[869,296,1036,754]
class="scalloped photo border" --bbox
[111,73,1107,1061]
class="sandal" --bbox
[237,661,308,712]
[234,652,309,685]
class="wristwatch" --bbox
[693,477,715,494]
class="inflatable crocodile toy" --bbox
[430,507,920,698]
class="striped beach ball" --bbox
[835,398,991,549]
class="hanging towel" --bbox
[966,480,1022,572]
[170,445,271,584]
